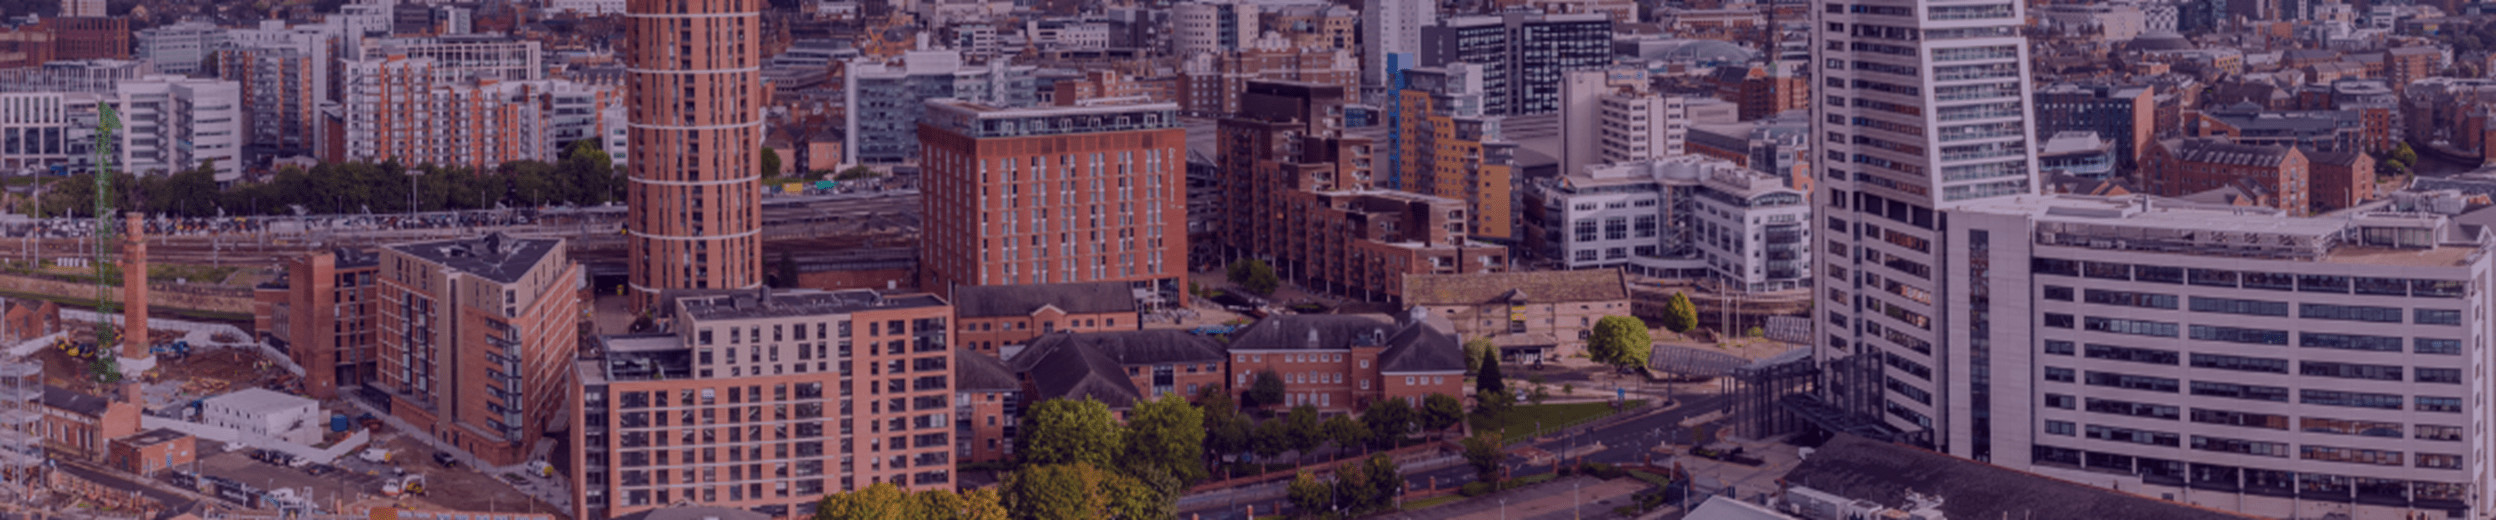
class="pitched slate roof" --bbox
[956,351,1020,392]
[41,385,108,416]
[1401,269,1629,306]
[1225,314,1402,351]
[2163,138,2296,167]
[1009,329,1227,408]
[952,281,1139,318]
[1785,434,2258,520]
[1377,314,1465,373]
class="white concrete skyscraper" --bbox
[1809,0,2039,461]
[1359,0,1434,87]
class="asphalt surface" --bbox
[1177,392,1735,520]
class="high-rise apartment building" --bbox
[1561,69,1691,175]
[915,100,1189,298]
[251,248,382,400]
[59,0,102,18]
[1359,0,1435,87]
[361,34,545,82]
[1810,0,2039,459]
[338,56,611,170]
[375,233,581,466]
[1945,195,2490,517]
[116,75,243,182]
[1417,11,1612,116]
[842,50,1037,165]
[216,46,326,163]
[1173,1,1259,57]
[1393,64,1518,241]
[569,290,957,519]
[625,0,764,312]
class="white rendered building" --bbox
[1173,1,1260,57]
[1525,155,1809,292]
[1360,0,1435,86]
[201,388,320,445]
[114,75,243,183]
[1810,0,2041,460]
[1942,194,2487,518]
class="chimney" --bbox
[120,213,147,360]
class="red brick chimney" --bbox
[121,213,146,359]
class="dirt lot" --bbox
[35,325,277,398]
[348,435,568,519]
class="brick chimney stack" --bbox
[121,212,146,359]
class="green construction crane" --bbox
[91,103,116,353]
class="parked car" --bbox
[433,452,459,468]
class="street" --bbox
[1176,392,1735,520]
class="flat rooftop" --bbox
[385,232,560,284]
[1959,194,2485,267]
[677,289,946,322]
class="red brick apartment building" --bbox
[954,352,1019,463]
[916,100,1189,300]
[2143,137,2310,214]
[570,289,957,520]
[1221,313,1466,413]
[375,233,581,466]
[951,281,1140,356]
[254,248,382,399]
[623,0,765,313]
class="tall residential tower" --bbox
[626,0,765,311]
[1810,0,2039,459]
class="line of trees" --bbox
[32,141,623,218]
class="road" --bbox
[1177,392,1734,520]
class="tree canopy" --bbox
[1121,392,1209,485]
[1661,292,1699,333]
[1019,398,1123,468]
[1588,316,1654,374]
[1227,258,1280,295]
[1463,337,1494,373]
[1246,369,1287,409]
[815,483,1007,520]
[1004,463,1160,520]
[34,142,624,218]
[1420,394,1464,438]
[1461,432,1506,483]
[1360,396,1414,446]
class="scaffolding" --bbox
[0,349,42,501]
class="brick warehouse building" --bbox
[625,0,766,312]
[252,248,381,399]
[916,99,1190,301]
[2142,137,2311,214]
[570,289,957,519]
[1222,312,1466,413]
[376,233,582,466]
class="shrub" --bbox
[1459,481,1494,497]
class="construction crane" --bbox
[89,104,117,354]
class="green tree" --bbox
[1019,398,1123,468]
[1005,463,1151,520]
[1461,432,1506,484]
[1283,404,1323,460]
[1251,417,1290,460]
[760,147,784,178]
[2393,142,2419,170]
[1121,392,1208,485]
[1246,369,1287,409]
[1661,292,1699,333]
[1321,414,1369,454]
[814,482,911,519]
[1588,315,1654,376]
[1474,388,1513,419]
[1476,348,1505,396]
[1420,394,1464,439]
[1227,258,1280,295]
[1463,337,1495,373]
[1286,472,1333,519]
[1198,387,1250,461]
[1360,397,1412,447]
[1341,454,1401,513]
